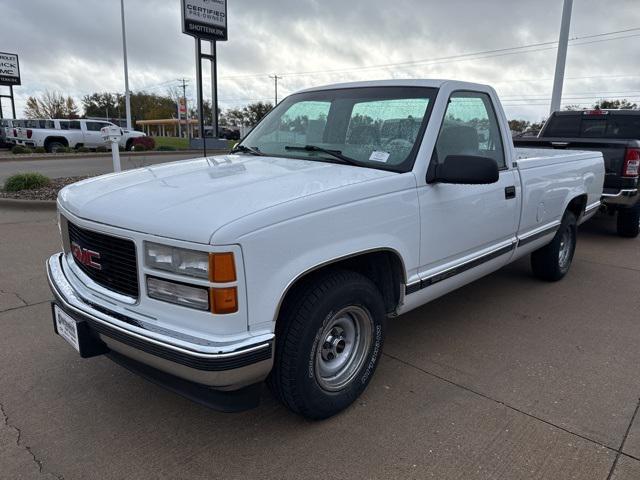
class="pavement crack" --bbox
[0,286,29,307]
[577,258,640,274]
[383,352,622,456]
[606,398,640,480]
[0,299,52,315]
[0,400,64,479]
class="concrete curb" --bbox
[0,197,57,210]
[0,149,228,163]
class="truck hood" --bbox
[58,154,395,244]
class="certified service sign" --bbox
[0,52,20,86]
[182,0,228,41]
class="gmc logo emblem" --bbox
[71,241,102,270]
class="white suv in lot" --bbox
[47,79,604,419]
[14,119,146,152]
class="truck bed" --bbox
[514,147,604,237]
[514,147,601,169]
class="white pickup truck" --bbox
[14,118,145,152]
[47,80,604,419]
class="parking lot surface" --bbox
[1,206,639,479]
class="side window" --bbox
[68,121,81,130]
[435,92,505,169]
[86,121,109,132]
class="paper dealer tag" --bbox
[369,151,390,162]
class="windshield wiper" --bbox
[230,144,265,156]
[284,145,360,166]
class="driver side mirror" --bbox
[432,155,499,185]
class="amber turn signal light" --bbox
[210,287,238,314]
[209,252,236,283]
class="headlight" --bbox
[147,277,209,310]
[145,242,209,279]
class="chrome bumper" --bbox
[602,189,639,207]
[46,253,274,392]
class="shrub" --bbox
[133,144,147,151]
[96,145,108,153]
[34,146,47,154]
[11,145,33,154]
[156,145,177,151]
[132,136,155,151]
[4,173,51,192]
[76,146,90,153]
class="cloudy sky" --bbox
[1,0,639,121]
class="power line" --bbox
[217,26,640,81]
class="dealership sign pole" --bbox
[0,52,20,119]
[181,0,228,157]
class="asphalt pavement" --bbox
[1,207,640,479]
[0,152,207,184]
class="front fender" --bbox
[214,175,421,330]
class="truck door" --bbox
[84,121,111,148]
[417,91,520,284]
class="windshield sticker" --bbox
[369,151,390,163]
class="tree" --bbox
[593,99,637,110]
[219,102,273,127]
[189,100,212,123]
[82,92,120,118]
[508,119,530,133]
[243,102,273,126]
[24,91,79,119]
[529,120,545,132]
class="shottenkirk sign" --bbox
[181,0,228,42]
[0,52,20,86]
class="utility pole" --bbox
[120,0,132,129]
[269,74,281,105]
[178,78,190,139]
[550,0,573,114]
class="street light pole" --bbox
[550,0,573,114]
[120,0,132,129]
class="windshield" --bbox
[239,86,438,172]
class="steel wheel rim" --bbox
[315,306,373,392]
[558,226,573,271]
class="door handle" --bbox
[505,186,516,199]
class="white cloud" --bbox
[1,0,639,121]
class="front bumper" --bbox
[47,253,274,406]
[602,188,639,207]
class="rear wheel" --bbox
[531,211,577,282]
[268,270,385,419]
[46,141,66,153]
[616,204,640,238]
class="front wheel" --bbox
[616,204,640,238]
[531,211,577,282]
[268,270,385,419]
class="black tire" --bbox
[268,270,386,419]
[531,211,577,282]
[125,139,133,151]
[46,141,66,153]
[616,204,640,238]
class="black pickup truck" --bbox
[514,109,640,237]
